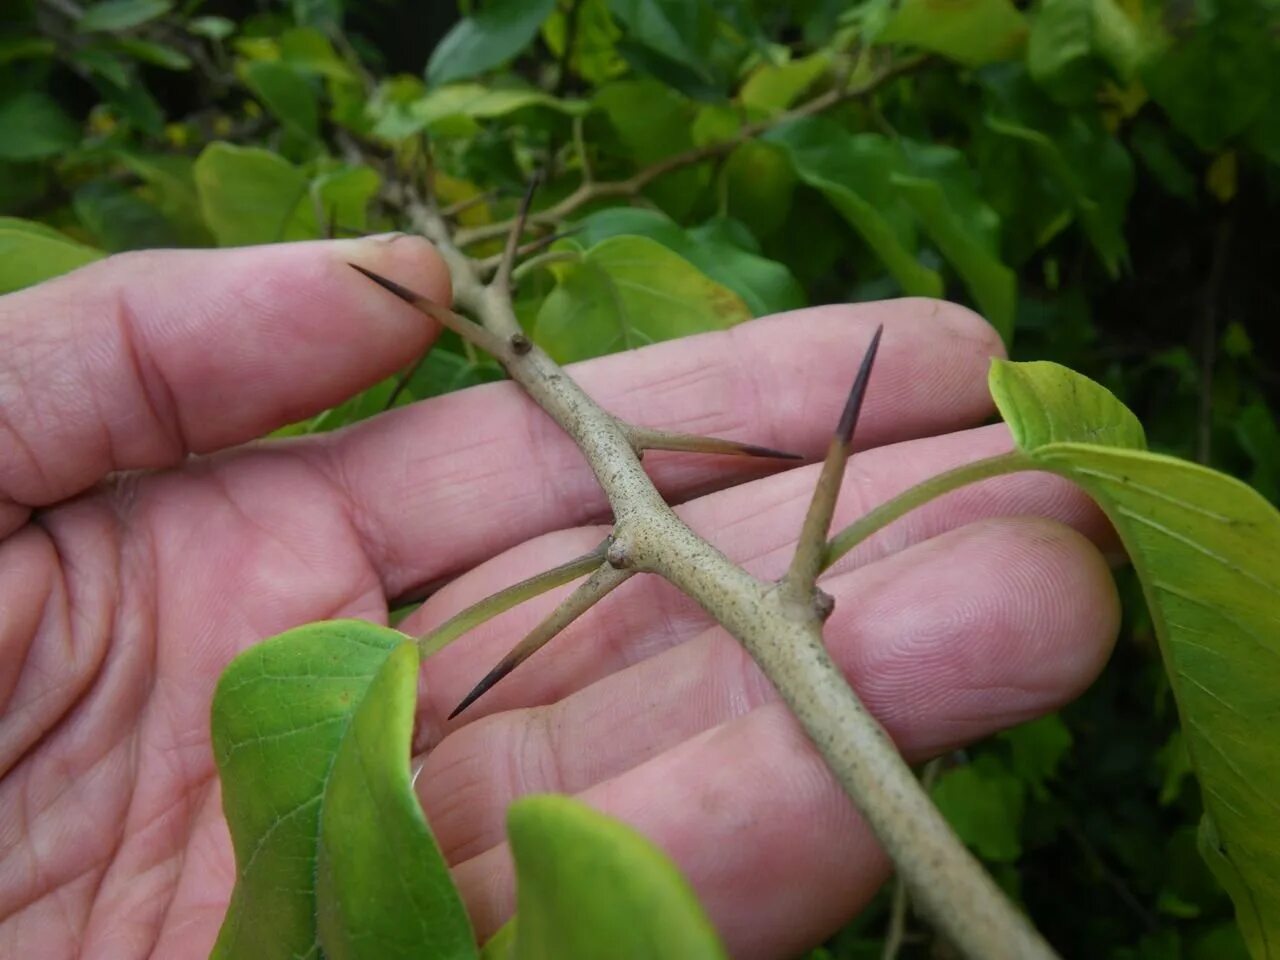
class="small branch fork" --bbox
[351,51,1058,960]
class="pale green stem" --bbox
[418,541,608,658]
[824,451,1034,571]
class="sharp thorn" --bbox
[448,655,519,720]
[731,443,804,460]
[836,325,884,445]
[630,428,804,461]
[517,170,544,221]
[348,263,421,304]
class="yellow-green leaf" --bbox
[508,795,727,959]
[877,0,1028,66]
[0,217,104,294]
[211,620,476,960]
[989,359,1145,450]
[194,143,311,245]
[990,361,1280,957]
[739,52,830,115]
[533,235,749,363]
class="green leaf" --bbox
[989,359,1145,450]
[279,27,353,80]
[0,92,79,161]
[77,0,172,32]
[481,922,517,960]
[312,165,380,234]
[315,641,476,959]
[594,78,706,218]
[376,83,586,141]
[766,117,943,299]
[533,235,750,363]
[687,217,805,315]
[989,359,1280,956]
[1143,7,1272,152]
[876,0,1028,66]
[194,143,312,245]
[931,755,1026,862]
[891,142,1016,340]
[72,181,185,251]
[541,0,626,85]
[115,36,191,70]
[720,140,796,240]
[241,61,319,139]
[116,151,214,245]
[0,37,57,66]
[74,45,132,87]
[1129,118,1198,201]
[984,111,1132,277]
[426,0,557,86]
[739,52,829,115]
[608,0,717,87]
[571,208,803,316]
[998,714,1073,798]
[507,794,728,959]
[211,621,477,960]
[1027,0,1145,102]
[0,217,104,294]
[93,72,165,134]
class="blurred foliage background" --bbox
[1,0,1277,956]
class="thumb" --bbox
[0,234,449,529]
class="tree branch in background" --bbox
[453,54,931,248]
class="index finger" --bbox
[0,236,449,536]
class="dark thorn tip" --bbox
[348,263,421,304]
[447,659,515,720]
[835,324,884,445]
[737,443,804,460]
[515,172,544,222]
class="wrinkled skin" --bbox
[0,236,1118,959]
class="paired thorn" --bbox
[627,426,802,461]
[494,172,545,293]
[448,562,633,720]
[783,325,884,598]
[476,225,584,276]
[348,263,510,358]
[418,540,610,658]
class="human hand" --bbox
[0,236,1118,959]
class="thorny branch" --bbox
[354,54,1058,960]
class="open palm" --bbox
[0,235,1118,959]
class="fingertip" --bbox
[830,515,1120,751]
[903,297,1008,361]
[0,236,458,502]
[338,232,452,310]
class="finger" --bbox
[320,299,1006,597]
[418,517,1119,869]
[405,423,1111,738]
[0,236,448,532]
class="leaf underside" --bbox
[990,359,1280,958]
